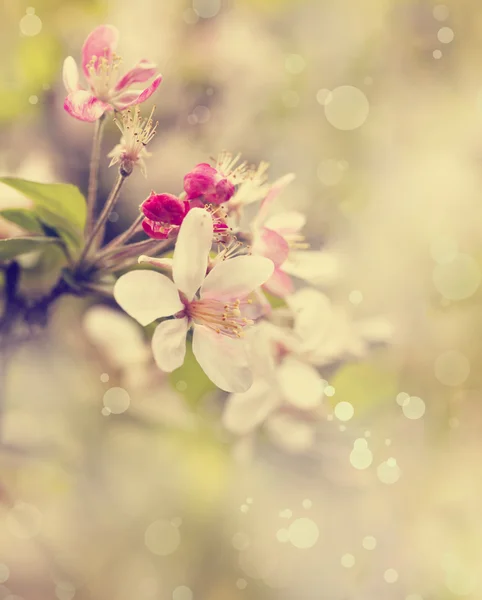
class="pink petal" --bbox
[151,318,189,372]
[254,173,295,228]
[192,325,253,393]
[114,75,162,110]
[81,24,119,78]
[62,56,80,93]
[262,267,294,297]
[63,90,112,122]
[264,210,306,235]
[141,192,187,224]
[201,256,274,302]
[115,60,158,92]
[252,227,289,267]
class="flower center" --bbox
[187,298,253,338]
[87,53,122,100]
[113,106,158,160]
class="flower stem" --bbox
[101,213,143,253]
[77,173,126,268]
[85,115,106,236]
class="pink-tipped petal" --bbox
[151,318,189,372]
[81,24,119,78]
[201,255,274,302]
[114,60,158,92]
[192,325,253,393]
[141,219,172,239]
[62,56,80,93]
[114,75,162,110]
[252,227,289,267]
[172,208,213,301]
[254,173,296,229]
[63,90,112,122]
[262,267,294,298]
[264,210,306,235]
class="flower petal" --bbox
[281,250,340,285]
[192,325,253,393]
[201,256,274,301]
[173,207,213,300]
[114,59,158,92]
[265,413,315,454]
[252,227,289,267]
[62,56,80,93]
[253,173,295,229]
[264,210,306,235]
[138,255,173,272]
[113,270,183,326]
[151,318,189,372]
[276,357,324,409]
[223,379,280,435]
[113,75,163,109]
[81,24,119,78]
[263,267,294,297]
[64,90,112,122]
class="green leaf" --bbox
[0,178,86,252]
[0,237,60,261]
[0,209,43,234]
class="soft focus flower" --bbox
[114,208,274,392]
[63,25,162,122]
[251,177,339,297]
[223,320,323,452]
[183,152,252,205]
[108,106,158,176]
[287,288,394,366]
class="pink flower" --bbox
[141,192,190,240]
[63,25,162,122]
[140,192,230,241]
[251,177,339,297]
[183,152,252,205]
[113,208,274,392]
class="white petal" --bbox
[192,325,253,393]
[265,413,315,454]
[138,255,173,272]
[114,270,183,326]
[276,357,324,409]
[264,211,306,235]
[282,251,340,286]
[173,207,213,300]
[286,288,332,349]
[200,256,274,301]
[223,379,280,435]
[151,318,189,372]
[62,56,80,93]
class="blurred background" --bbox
[2,0,482,598]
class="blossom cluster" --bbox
[15,24,392,454]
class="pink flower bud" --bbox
[140,192,190,239]
[183,163,235,205]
